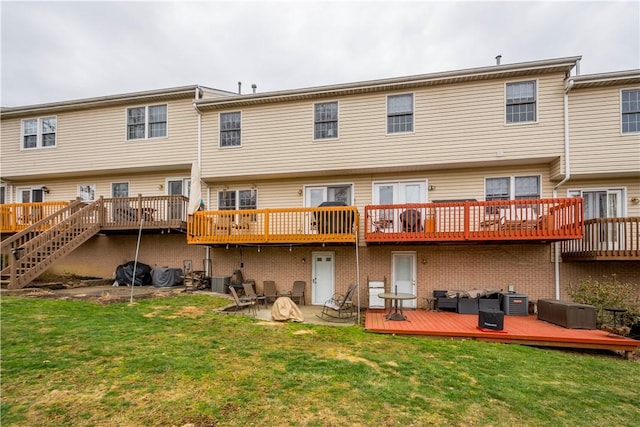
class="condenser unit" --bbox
[501,293,528,316]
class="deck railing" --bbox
[0,195,189,233]
[561,217,640,260]
[364,198,583,243]
[188,206,360,245]
[0,202,71,233]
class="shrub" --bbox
[567,274,640,327]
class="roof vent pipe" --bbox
[237,81,242,95]
[251,84,257,94]
[495,55,502,65]
[575,59,581,76]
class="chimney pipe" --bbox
[495,55,502,65]
[237,81,242,95]
[251,83,257,94]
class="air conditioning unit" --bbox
[501,293,528,316]
[212,276,231,293]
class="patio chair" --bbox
[318,283,358,322]
[228,286,256,317]
[263,280,279,306]
[400,209,423,232]
[289,280,306,305]
[242,282,266,308]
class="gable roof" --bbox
[1,85,234,119]
[569,70,640,89]
[195,56,582,111]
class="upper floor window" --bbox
[387,94,413,133]
[22,117,57,149]
[486,175,540,201]
[220,112,241,147]
[127,104,167,140]
[621,89,640,134]
[506,81,536,124]
[314,102,338,139]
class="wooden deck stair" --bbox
[1,200,102,289]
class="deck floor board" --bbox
[365,309,640,354]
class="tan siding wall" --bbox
[556,177,640,217]
[201,73,567,179]
[1,98,198,178]
[569,85,640,177]
[4,171,191,203]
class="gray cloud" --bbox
[1,1,638,107]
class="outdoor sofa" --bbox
[434,289,501,314]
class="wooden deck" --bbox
[365,309,640,358]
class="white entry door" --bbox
[392,252,416,309]
[312,251,335,305]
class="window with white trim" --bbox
[218,189,257,210]
[486,176,540,201]
[314,102,338,139]
[387,94,413,133]
[621,89,640,133]
[0,186,6,204]
[22,117,57,149]
[111,182,129,198]
[506,81,536,123]
[78,184,96,202]
[220,112,241,147]
[126,104,167,140]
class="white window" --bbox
[220,112,241,147]
[373,180,427,205]
[111,182,129,198]
[22,117,57,149]
[506,81,536,123]
[18,187,45,203]
[486,176,540,201]
[387,94,413,133]
[0,186,6,204]
[127,104,167,140]
[568,188,624,220]
[314,102,338,139]
[621,89,640,134]
[218,189,257,210]
[305,185,352,207]
[78,184,96,202]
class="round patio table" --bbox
[378,292,416,321]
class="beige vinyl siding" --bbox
[201,73,567,180]
[569,85,640,177]
[556,177,640,217]
[1,98,198,179]
[4,172,190,203]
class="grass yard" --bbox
[1,294,639,426]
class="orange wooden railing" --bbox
[188,206,359,245]
[364,198,583,243]
[0,201,71,233]
[561,217,640,260]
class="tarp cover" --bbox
[114,261,152,286]
[271,296,304,322]
[151,268,183,287]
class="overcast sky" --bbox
[1,0,639,107]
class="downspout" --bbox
[193,88,211,276]
[551,78,574,300]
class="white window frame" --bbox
[621,88,640,135]
[21,116,57,149]
[485,175,542,201]
[567,187,626,219]
[372,179,428,204]
[78,184,96,203]
[386,93,414,135]
[111,182,130,198]
[219,111,242,148]
[313,101,339,140]
[126,104,168,141]
[303,183,354,207]
[505,80,538,125]
[217,188,257,210]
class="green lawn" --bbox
[1,295,639,426]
